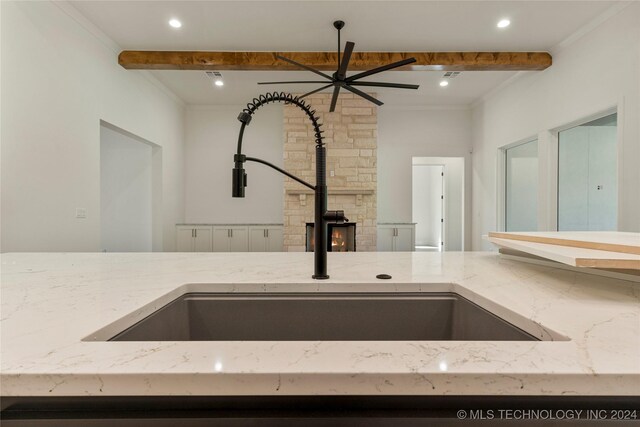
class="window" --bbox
[505,140,538,232]
[557,113,617,231]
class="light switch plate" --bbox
[76,208,87,219]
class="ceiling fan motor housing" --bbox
[257,20,419,112]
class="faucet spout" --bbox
[232,92,339,279]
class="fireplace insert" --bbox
[306,222,356,252]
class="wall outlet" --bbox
[330,170,335,177]
[76,208,87,219]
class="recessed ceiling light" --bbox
[214,80,224,87]
[169,19,182,28]
[439,81,449,87]
[497,19,510,28]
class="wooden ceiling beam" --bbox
[118,51,551,71]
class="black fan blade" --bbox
[258,81,332,85]
[337,41,355,79]
[329,85,341,112]
[346,58,416,82]
[299,83,335,99]
[342,84,384,106]
[276,55,333,80]
[350,81,419,90]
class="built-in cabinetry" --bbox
[176,226,213,252]
[212,226,249,252]
[249,226,284,252]
[176,225,283,252]
[377,224,416,252]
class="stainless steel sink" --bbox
[108,293,541,341]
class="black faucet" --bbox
[232,92,348,279]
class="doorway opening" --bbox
[412,165,444,251]
[100,121,162,252]
[504,139,539,232]
[557,112,617,231]
[412,157,465,252]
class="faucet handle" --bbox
[324,210,348,224]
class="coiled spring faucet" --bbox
[232,92,348,279]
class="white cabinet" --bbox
[176,226,212,252]
[377,227,395,251]
[212,226,249,252]
[249,226,284,252]
[394,227,415,251]
[176,224,282,252]
[377,224,415,252]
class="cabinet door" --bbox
[265,227,284,252]
[249,228,267,252]
[229,227,249,252]
[193,227,213,252]
[394,227,415,252]
[377,226,395,251]
[212,228,230,252]
[176,227,194,252]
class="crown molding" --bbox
[471,1,634,110]
[51,1,186,108]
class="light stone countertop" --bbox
[1,252,639,397]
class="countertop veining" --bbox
[1,252,638,397]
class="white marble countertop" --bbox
[1,252,639,397]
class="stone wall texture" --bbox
[283,93,377,251]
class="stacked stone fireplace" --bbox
[283,93,377,251]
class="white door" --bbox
[587,126,617,230]
[558,127,590,230]
[558,113,617,231]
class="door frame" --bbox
[551,107,619,231]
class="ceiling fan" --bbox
[258,20,419,112]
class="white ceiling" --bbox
[71,0,617,105]
[152,69,517,106]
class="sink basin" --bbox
[106,292,542,341]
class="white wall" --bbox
[100,125,154,252]
[412,165,443,247]
[183,105,473,252]
[185,105,284,224]
[0,1,185,252]
[471,4,640,250]
[378,108,472,250]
